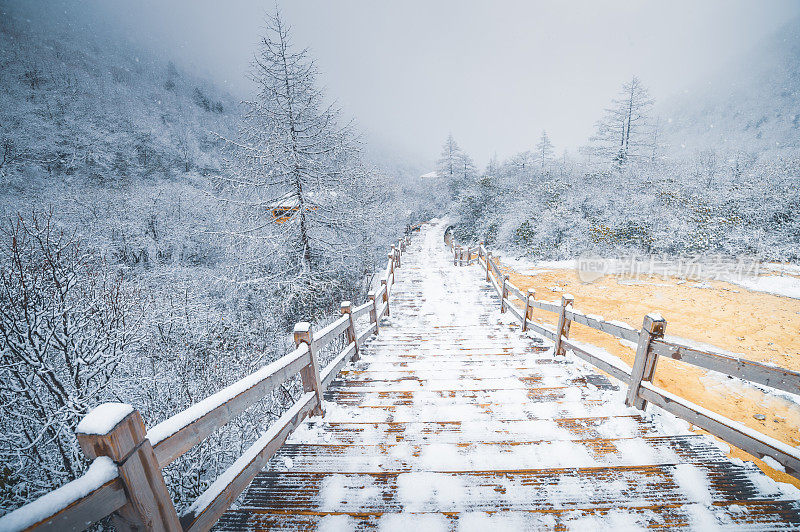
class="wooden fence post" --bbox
[486,252,492,281]
[500,275,509,313]
[625,313,667,410]
[380,278,390,317]
[294,322,325,416]
[554,294,575,356]
[341,301,359,360]
[523,289,535,332]
[76,405,181,532]
[368,290,380,334]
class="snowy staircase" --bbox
[216,222,800,530]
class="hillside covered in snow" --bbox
[660,17,800,155]
[445,17,800,264]
[0,2,424,515]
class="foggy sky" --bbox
[79,1,799,166]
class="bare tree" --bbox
[536,130,555,170]
[436,134,474,200]
[0,211,140,512]
[216,10,381,320]
[590,76,654,165]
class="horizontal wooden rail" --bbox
[320,342,358,390]
[357,323,377,346]
[565,309,640,343]
[563,337,633,384]
[0,458,126,532]
[523,318,557,342]
[179,392,318,531]
[639,382,800,475]
[488,273,502,297]
[529,298,561,314]
[352,300,373,319]
[452,231,800,479]
[490,257,503,279]
[505,281,525,302]
[650,337,800,395]
[149,345,311,468]
[504,297,523,322]
[1,226,417,532]
[311,315,350,353]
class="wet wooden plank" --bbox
[236,461,800,513]
[215,501,800,531]
[266,435,729,472]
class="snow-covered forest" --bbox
[1,0,799,523]
[446,23,800,261]
[0,3,432,514]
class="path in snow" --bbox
[217,220,800,531]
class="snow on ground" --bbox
[501,252,800,299]
[501,256,573,274]
[726,274,800,300]
[762,263,800,276]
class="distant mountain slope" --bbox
[660,17,800,155]
[0,3,239,197]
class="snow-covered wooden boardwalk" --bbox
[217,221,800,530]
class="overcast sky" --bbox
[83,0,798,166]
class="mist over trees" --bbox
[436,134,478,202]
[0,0,798,519]
[0,4,433,515]
[537,130,554,170]
[215,12,389,325]
[447,73,800,262]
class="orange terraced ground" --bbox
[498,260,800,488]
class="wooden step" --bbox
[216,500,800,531]
[286,415,673,445]
[267,435,729,472]
[317,398,645,423]
[233,461,799,513]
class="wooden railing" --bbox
[449,237,800,480]
[0,227,422,532]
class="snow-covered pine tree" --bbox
[216,11,380,322]
[536,130,555,170]
[436,134,471,200]
[437,134,460,178]
[590,76,654,165]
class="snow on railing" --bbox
[0,225,423,532]
[452,235,800,480]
